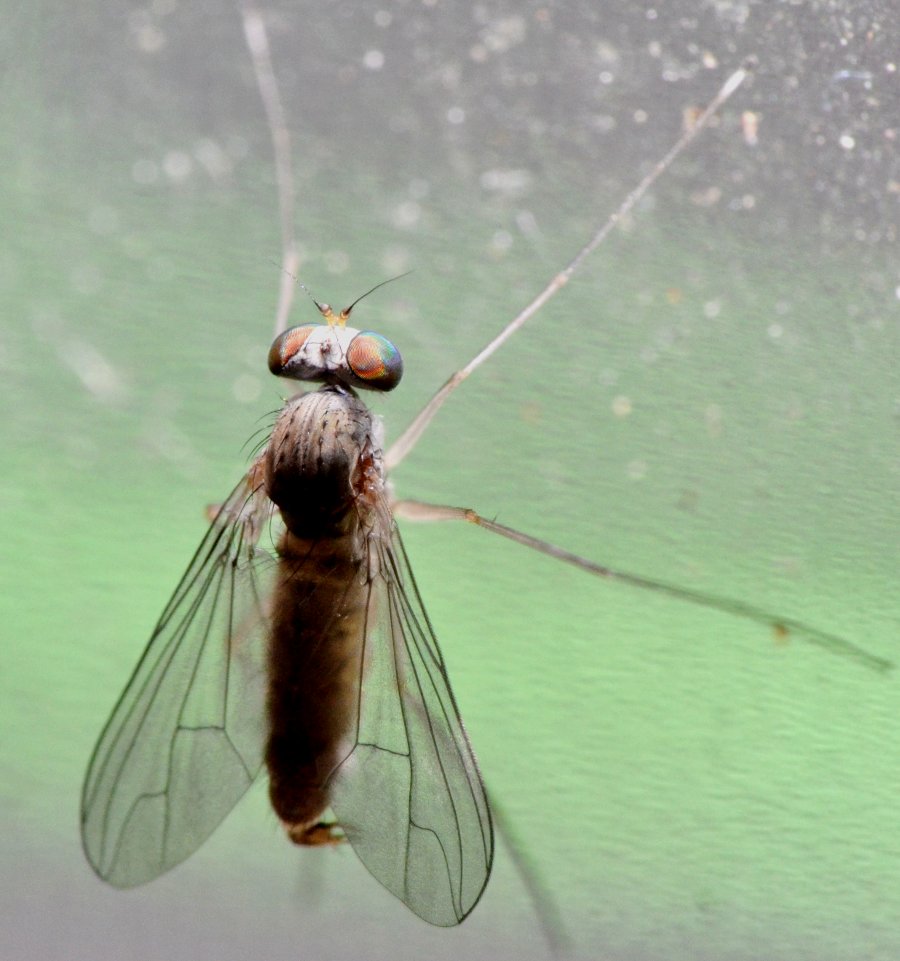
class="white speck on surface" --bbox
[612,395,632,417]
[391,201,421,229]
[162,150,192,182]
[627,459,648,480]
[363,49,385,70]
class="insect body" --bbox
[80,300,493,926]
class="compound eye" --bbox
[346,331,403,391]
[268,325,317,376]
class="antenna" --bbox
[339,270,415,324]
[283,272,414,327]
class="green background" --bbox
[3,1,898,958]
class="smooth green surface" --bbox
[3,2,898,959]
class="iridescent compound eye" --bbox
[346,331,403,391]
[268,325,317,376]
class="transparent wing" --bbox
[81,462,277,887]
[330,523,494,926]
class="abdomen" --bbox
[265,529,368,842]
[262,386,383,844]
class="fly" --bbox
[80,289,492,925]
[80,19,890,936]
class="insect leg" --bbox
[392,499,892,673]
[385,65,750,473]
[240,3,300,338]
[286,822,345,847]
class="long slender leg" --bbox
[385,65,750,473]
[240,3,300,338]
[393,499,891,673]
